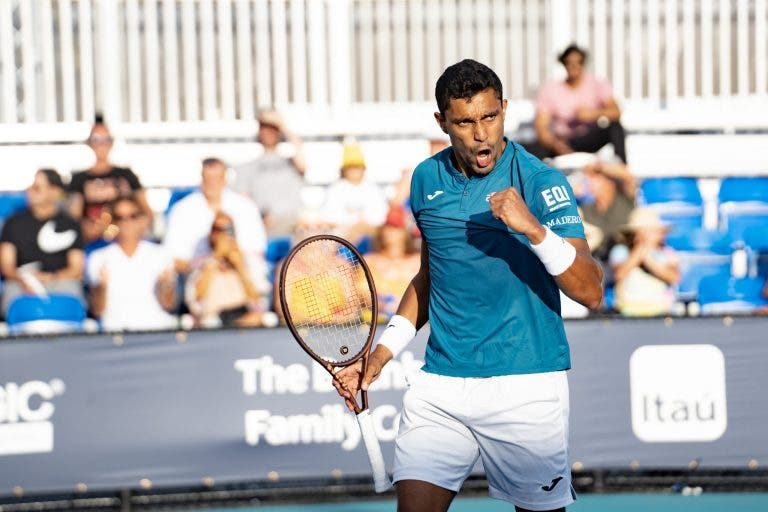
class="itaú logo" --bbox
[630,345,727,442]
[0,379,65,456]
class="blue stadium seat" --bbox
[718,177,768,237]
[0,191,27,223]
[675,252,731,303]
[697,273,768,315]
[639,177,702,205]
[666,229,732,253]
[164,186,197,215]
[6,293,87,334]
[265,236,292,264]
[718,177,768,203]
[638,178,704,233]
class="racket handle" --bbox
[356,409,392,493]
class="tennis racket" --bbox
[278,234,391,493]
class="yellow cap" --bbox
[341,143,366,169]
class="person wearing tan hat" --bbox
[233,110,306,236]
[319,140,388,242]
[609,207,680,316]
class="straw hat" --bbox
[341,142,366,169]
[620,207,671,233]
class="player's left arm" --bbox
[489,187,603,310]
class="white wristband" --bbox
[529,226,577,276]
[376,314,416,358]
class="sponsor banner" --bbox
[0,316,766,496]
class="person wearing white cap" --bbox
[609,207,680,317]
[233,110,306,236]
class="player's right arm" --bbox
[333,240,429,407]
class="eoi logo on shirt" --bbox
[541,186,572,213]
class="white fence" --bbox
[0,0,767,142]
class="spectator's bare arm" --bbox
[47,249,84,281]
[576,97,622,123]
[594,161,637,198]
[640,252,680,285]
[534,111,572,155]
[89,266,108,318]
[0,242,21,282]
[155,267,178,312]
[68,192,84,220]
[134,189,154,223]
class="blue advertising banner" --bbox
[0,316,766,496]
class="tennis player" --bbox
[335,59,603,512]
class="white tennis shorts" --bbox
[392,369,576,511]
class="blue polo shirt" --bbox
[410,139,585,377]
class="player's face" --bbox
[436,88,507,177]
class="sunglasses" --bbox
[212,224,236,236]
[113,212,143,222]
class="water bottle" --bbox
[731,241,748,279]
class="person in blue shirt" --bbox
[335,59,603,512]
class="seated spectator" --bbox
[0,169,85,316]
[87,196,177,331]
[573,160,636,261]
[164,157,269,292]
[234,110,306,237]
[529,44,626,163]
[320,141,388,242]
[364,206,421,320]
[68,116,152,244]
[609,207,680,317]
[185,212,274,328]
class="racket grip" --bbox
[356,409,392,493]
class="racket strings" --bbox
[284,239,374,364]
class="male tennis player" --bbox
[335,59,603,512]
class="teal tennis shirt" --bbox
[410,139,586,377]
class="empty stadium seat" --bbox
[265,236,292,264]
[638,178,704,232]
[718,177,768,237]
[675,252,731,303]
[666,228,732,253]
[6,294,87,334]
[639,177,703,205]
[697,273,768,315]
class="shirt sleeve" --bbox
[67,172,85,194]
[85,248,105,286]
[596,78,614,104]
[121,168,143,190]
[0,216,16,244]
[529,169,586,240]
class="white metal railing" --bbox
[0,0,766,141]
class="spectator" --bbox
[86,196,177,331]
[320,141,388,242]
[68,116,152,244]
[364,206,421,320]
[530,44,627,163]
[233,110,306,236]
[574,160,636,261]
[609,207,680,317]
[164,157,269,291]
[185,212,274,328]
[0,169,85,316]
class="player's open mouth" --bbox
[476,149,492,168]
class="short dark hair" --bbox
[435,59,503,115]
[558,44,587,65]
[37,168,64,189]
[202,157,226,168]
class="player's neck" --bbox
[30,202,57,220]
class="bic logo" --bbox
[0,379,65,456]
[541,186,571,211]
[630,345,727,443]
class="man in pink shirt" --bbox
[529,45,626,163]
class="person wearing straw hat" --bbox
[609,207,680,316]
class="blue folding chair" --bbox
[718,177,768,203]
[0,191,27,224]
[6,293,87,335]
[697,274,768,315]
[164,186,197,215]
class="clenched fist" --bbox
[488,187,546,244]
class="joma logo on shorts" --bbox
[541,476,563,491]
